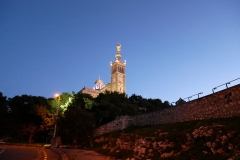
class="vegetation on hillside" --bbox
[0,91,171,145]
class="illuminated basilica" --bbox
[79,43,126,98]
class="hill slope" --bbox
[91,116,240,160]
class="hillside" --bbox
[91,116,240,160]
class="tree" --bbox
[90,92,139,126]
[58,104,95,146]
[163,101,171,108]
[34,105,55,142]
[92,102,120,126]
[0,92,8,138]
[83,97,94,109]
[7,95,54,142]
[48,92,75,116]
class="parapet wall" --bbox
[94,84,240,136]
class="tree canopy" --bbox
[0,91,171,146]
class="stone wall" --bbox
[94,116,132,136]
[94,84,240,137]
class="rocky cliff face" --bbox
[92,117,240,160]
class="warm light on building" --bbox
[79,43,126,97]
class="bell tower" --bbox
[110,43,126,93]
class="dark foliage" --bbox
[0,91,171,145]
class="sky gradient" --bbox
[1,0,240,103]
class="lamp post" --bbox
[53,94,60,138]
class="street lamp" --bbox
[53,94,60,138]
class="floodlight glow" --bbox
[55,94,60,98]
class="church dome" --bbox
[93,77,105,90]
[94,79,104,85]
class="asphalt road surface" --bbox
[0,145,61,160]
[59,148,110,160]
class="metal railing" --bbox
[183,92,203,102]
[212,78,240,93]
[173,77,240,105]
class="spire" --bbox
[115,43,121,62]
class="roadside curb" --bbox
[51,147,68,160]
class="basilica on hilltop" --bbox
[79,43,126,98]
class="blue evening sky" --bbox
[1,0,240,103]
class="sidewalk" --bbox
[52,147,111,160]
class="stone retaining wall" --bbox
[94,84,240,136]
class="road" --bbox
[59,148,110,160]
[0,145,61,160]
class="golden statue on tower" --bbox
[116,43,121,53]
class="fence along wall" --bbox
[94,84,240,137]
